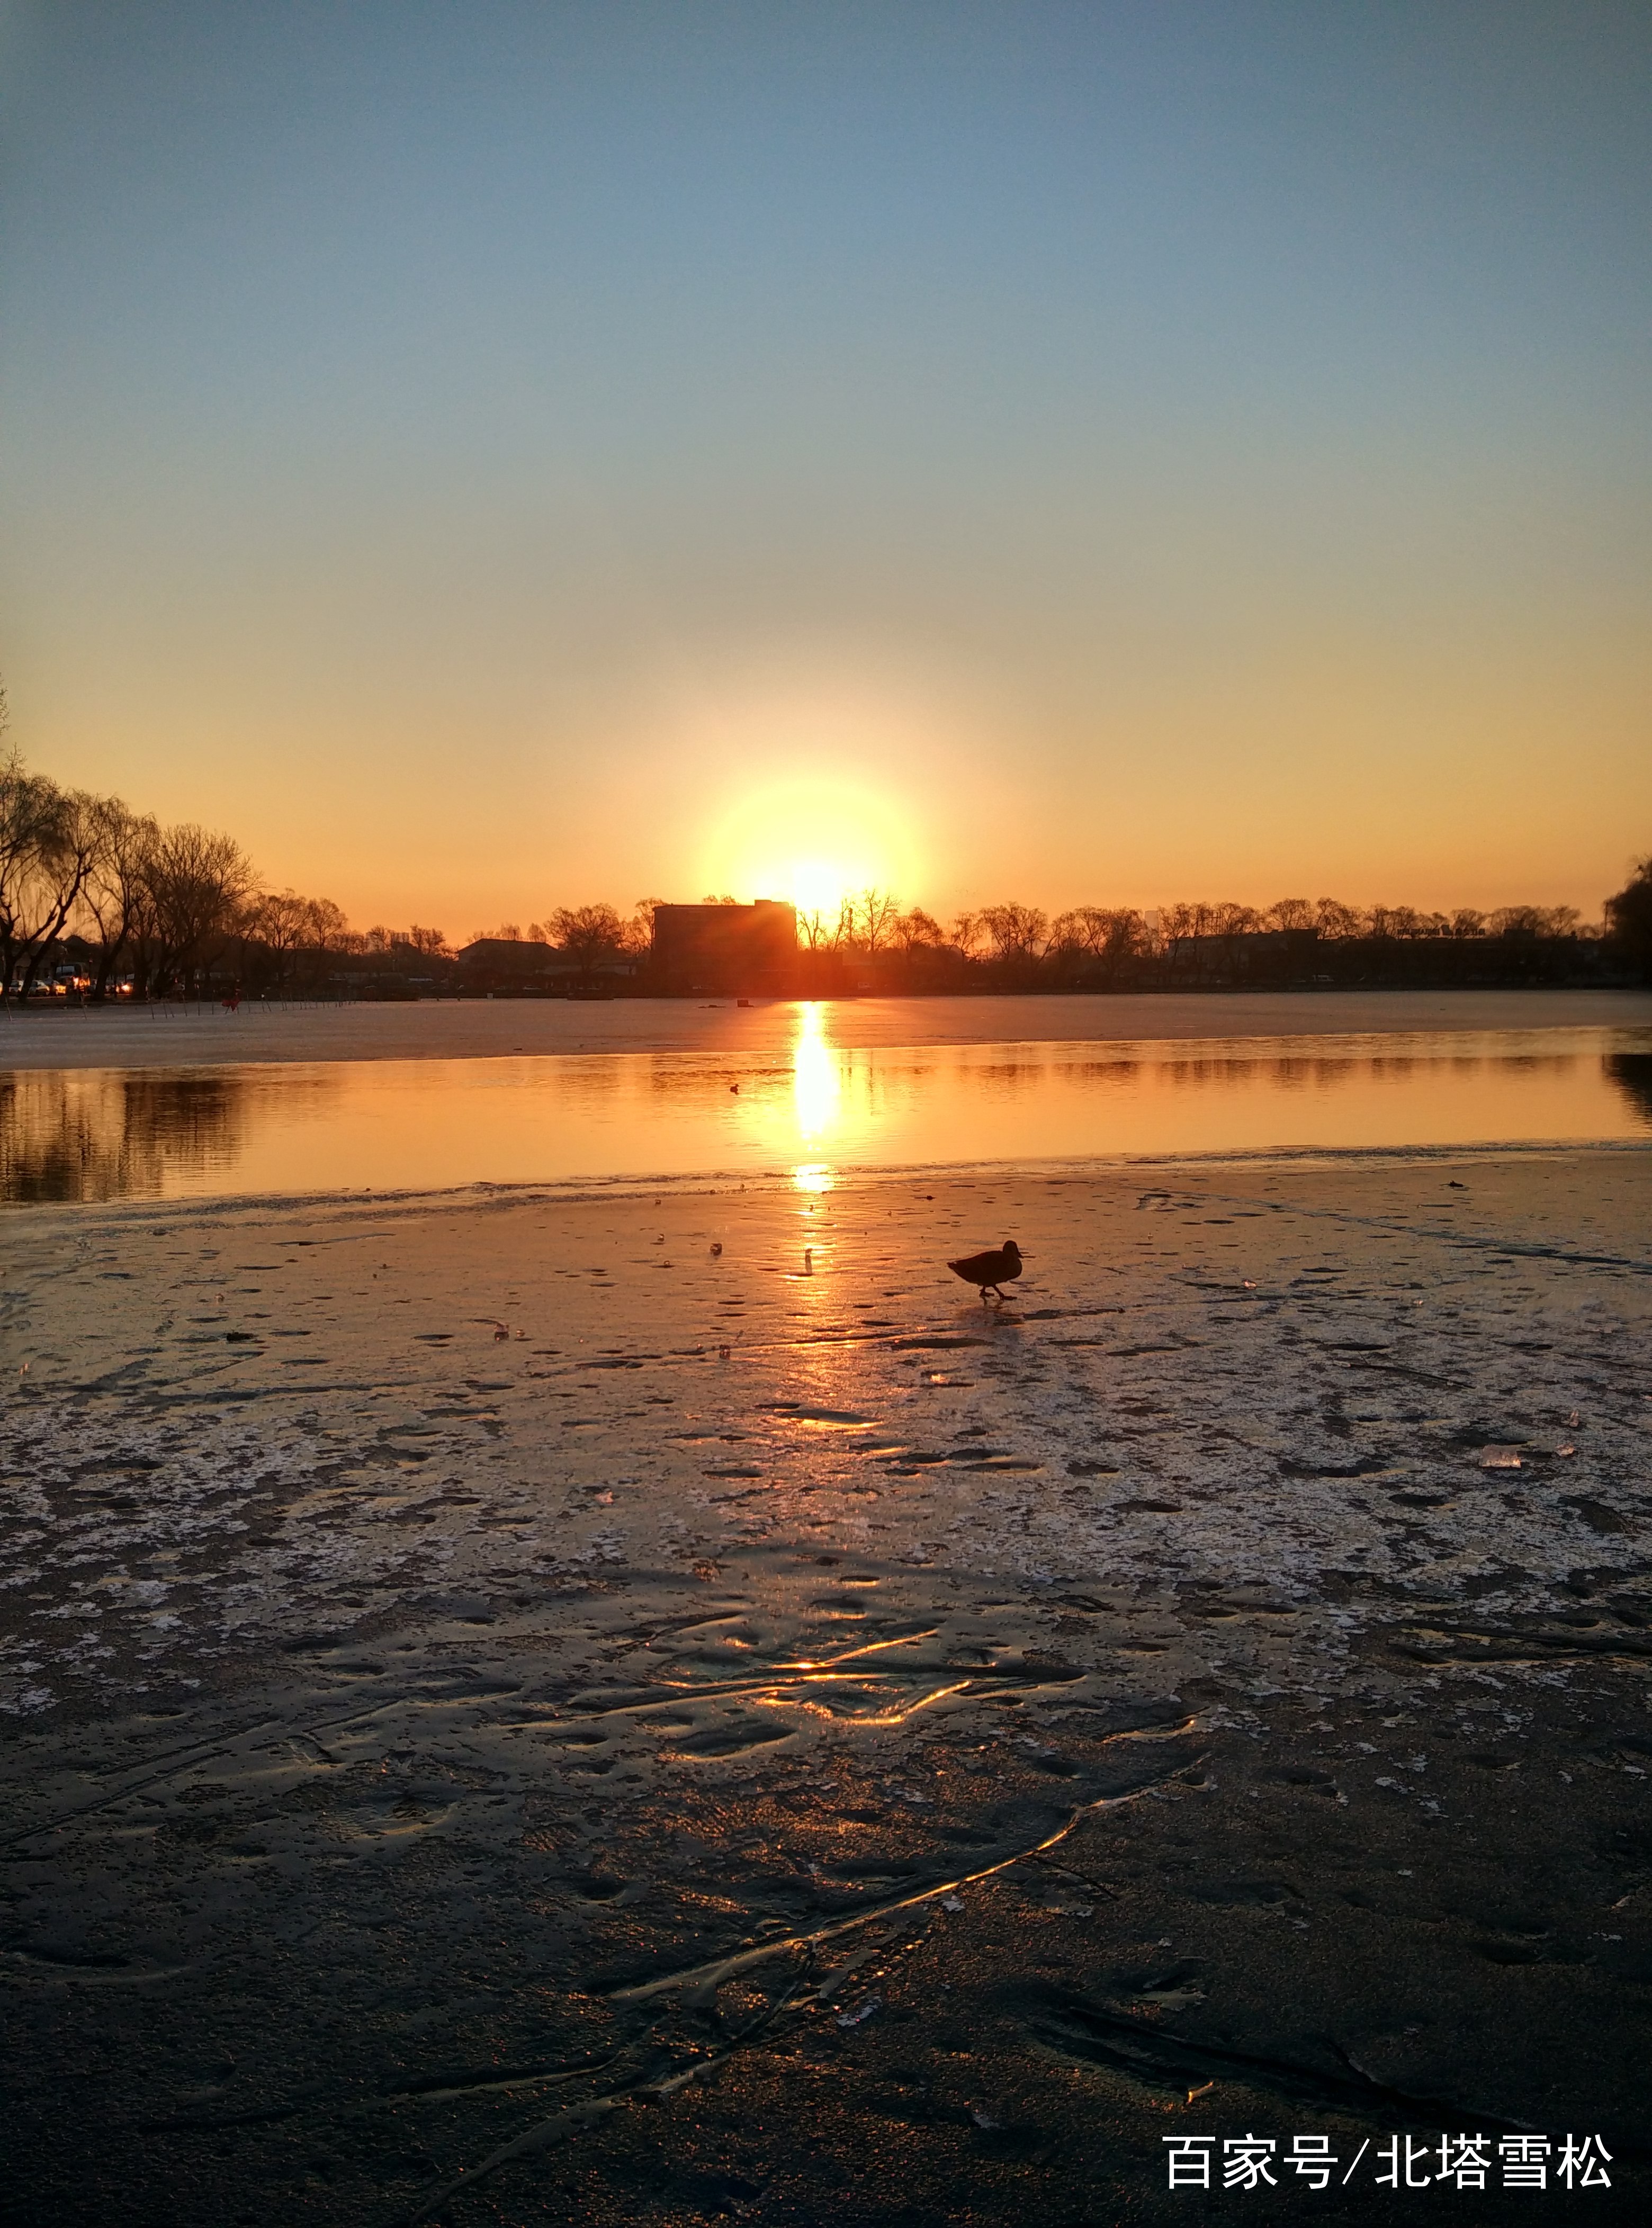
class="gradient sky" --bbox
[3,1,1649,934]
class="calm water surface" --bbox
[4,1013,1650,1204]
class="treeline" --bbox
[0,736,448,1001]
[474,885,1639,987]
[792,892,1598,974]
[474,903,660,965]
[4,723,1649,1001]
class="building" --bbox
[454,938,581,994]
[650,900,798,994]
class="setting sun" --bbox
[698,775,922,921]
[784,859,860,918]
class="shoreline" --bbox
[10,1131,1652,1232]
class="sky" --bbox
[2,0,1649,935]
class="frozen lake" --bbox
[4,1011,1649,1203]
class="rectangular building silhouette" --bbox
[650,900,798,993]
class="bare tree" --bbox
[1314,897,1367,940]
[1489,903,1580,939]
[625,898,665,958]
[793,903,849,954]
[137,824,257,997]
[245,890,313,992]
[0,753,104,1000]
[1046,908,1088,960]
[79,799,159,999]
[405,925,450,958]
[1265,897,1316,932]
[977,903,1048,966]
[300,898,352,989]
[551,902,626,982]
[1370,903,1450,940]
[1208,901,1262,937]
[855,888,901,958]
[892,906,946,956]
[1051,905,1148,982]
[1157,900,1198,980]
[949,911,986,960]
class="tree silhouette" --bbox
[551,902,627,981]
[977,903,1048,966]
[855,888,901,956]
[1605,858,1652,980]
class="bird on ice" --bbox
[947,1239,1024,1303]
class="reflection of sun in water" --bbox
[791,1004,839,1192]
[793,1005,839,1142]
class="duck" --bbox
[947,1239,1024,1304]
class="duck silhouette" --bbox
[947,1239,1024,1304]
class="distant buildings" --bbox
[453,938,601,995]
[650,900,798,994]
[456,937,572,980]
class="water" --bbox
[4,1012,1648,1205]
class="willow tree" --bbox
[0,748,103,1001]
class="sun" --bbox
[701,778,921,920]
[783,857,871,920]
[658,650,963,913]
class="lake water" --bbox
[4,1011,1649,1205]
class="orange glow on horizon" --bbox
[702,779,920,923]
[677,667,940,915]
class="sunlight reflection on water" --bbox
[3,1015,1649,1204]
[792,1002,841,1151]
